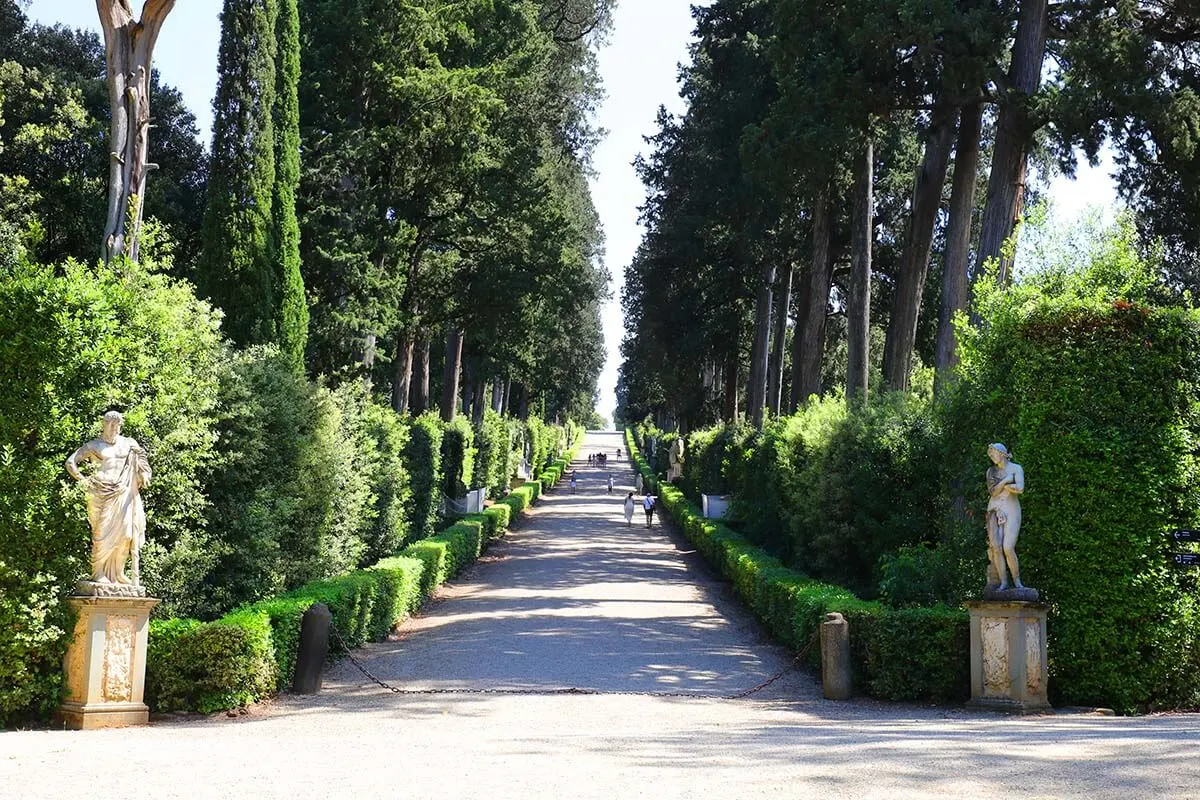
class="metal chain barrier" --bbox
[329,624,819,701]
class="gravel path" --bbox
[3,431,1197,799]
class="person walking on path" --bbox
[643,494,656,528]
[635,472,643,495]
[608,474,614,494]
[623,491,635,527]
[570,471,578,494]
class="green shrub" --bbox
[0,257,224,725]
[941,227,1200,711]
[675,394,943,598]
[360,401,412,560]
[441,414,475,499]
[628,431,969,703]
[193,347,337,618]
[146,611,275,713]
[473,409,509,498]
[146,553,426,710]
[404,411,444,541]
[484,502,512,535]
[192,357,403,620]
[401,519,485,598]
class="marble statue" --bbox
[66,411,151,593]
[668,436,685,482]
[985,443,1027,595]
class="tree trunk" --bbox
[976,0,1050,284]
[501,378,511,416]
[410,334,430,413]
[935,103,983,393]
[391,330,415,414]
[362,331,376,373]
[748,261,776,427]
[440,327,464,422]
[97,0,178,264]
[846,140,874,404]
[882,108,956,392]
[767,264,794,416]
[793,190,834,407]
[723,356,739,423]
[471,373,486,427]
[492,379,504,413]
[517,384,529,421]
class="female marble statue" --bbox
[985,443,1024,591]
[65,411,151,587]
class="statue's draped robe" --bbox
[87,445,150,583]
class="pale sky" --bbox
[26,1,1118,428]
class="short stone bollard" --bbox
[820,612,852,700]
[292,602,332,694]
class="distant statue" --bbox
[668,436,685,482]
[985,443,1026,593]
[66,411,151,591]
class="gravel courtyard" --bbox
[3,432,1196,800]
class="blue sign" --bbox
[1172,553,1200,567]
[1169,529,1200,543]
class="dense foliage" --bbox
[618,0,1200,429]
[641,220,1200,712]
[0,0,608,724]
[627,429,970,703]
[0,254,223,723]
[939,225,1200,711]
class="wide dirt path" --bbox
[3,431,1197,799]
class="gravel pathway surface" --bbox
[3,431,1197,799]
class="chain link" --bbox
[328,624,819,700]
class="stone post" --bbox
[820,612,852,700]
[966,600,1049,713]
[59,595,160,730]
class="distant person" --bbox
[570,471,578,494]
[587,453,593,466]
[643,494,656,528]
[607,474,614,494]
[623,491,635,527]
[635,472,643,495]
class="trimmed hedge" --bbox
[626,430,969,703]
[146,478,541,713]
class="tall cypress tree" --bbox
[199,0,279,347]
[271,0,307,366]
[201,0,307,360]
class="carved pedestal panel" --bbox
[58,595,159,730]
[966,600,1049,713]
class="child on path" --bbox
[607,474,614,494]
[623,492,635,527]
[570,471,577,494]
[643,494,656,528]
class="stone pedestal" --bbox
[966,600,1049,713]
[58,595,159,730]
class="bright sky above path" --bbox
[26,1,1119,430]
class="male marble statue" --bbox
[66,411,151,589]
[985,443,1024,592]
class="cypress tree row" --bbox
[270,0,308,366]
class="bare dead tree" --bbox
[96,0,177,264]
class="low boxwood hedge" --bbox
[626,431,969,703]
[146,478,542,713]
